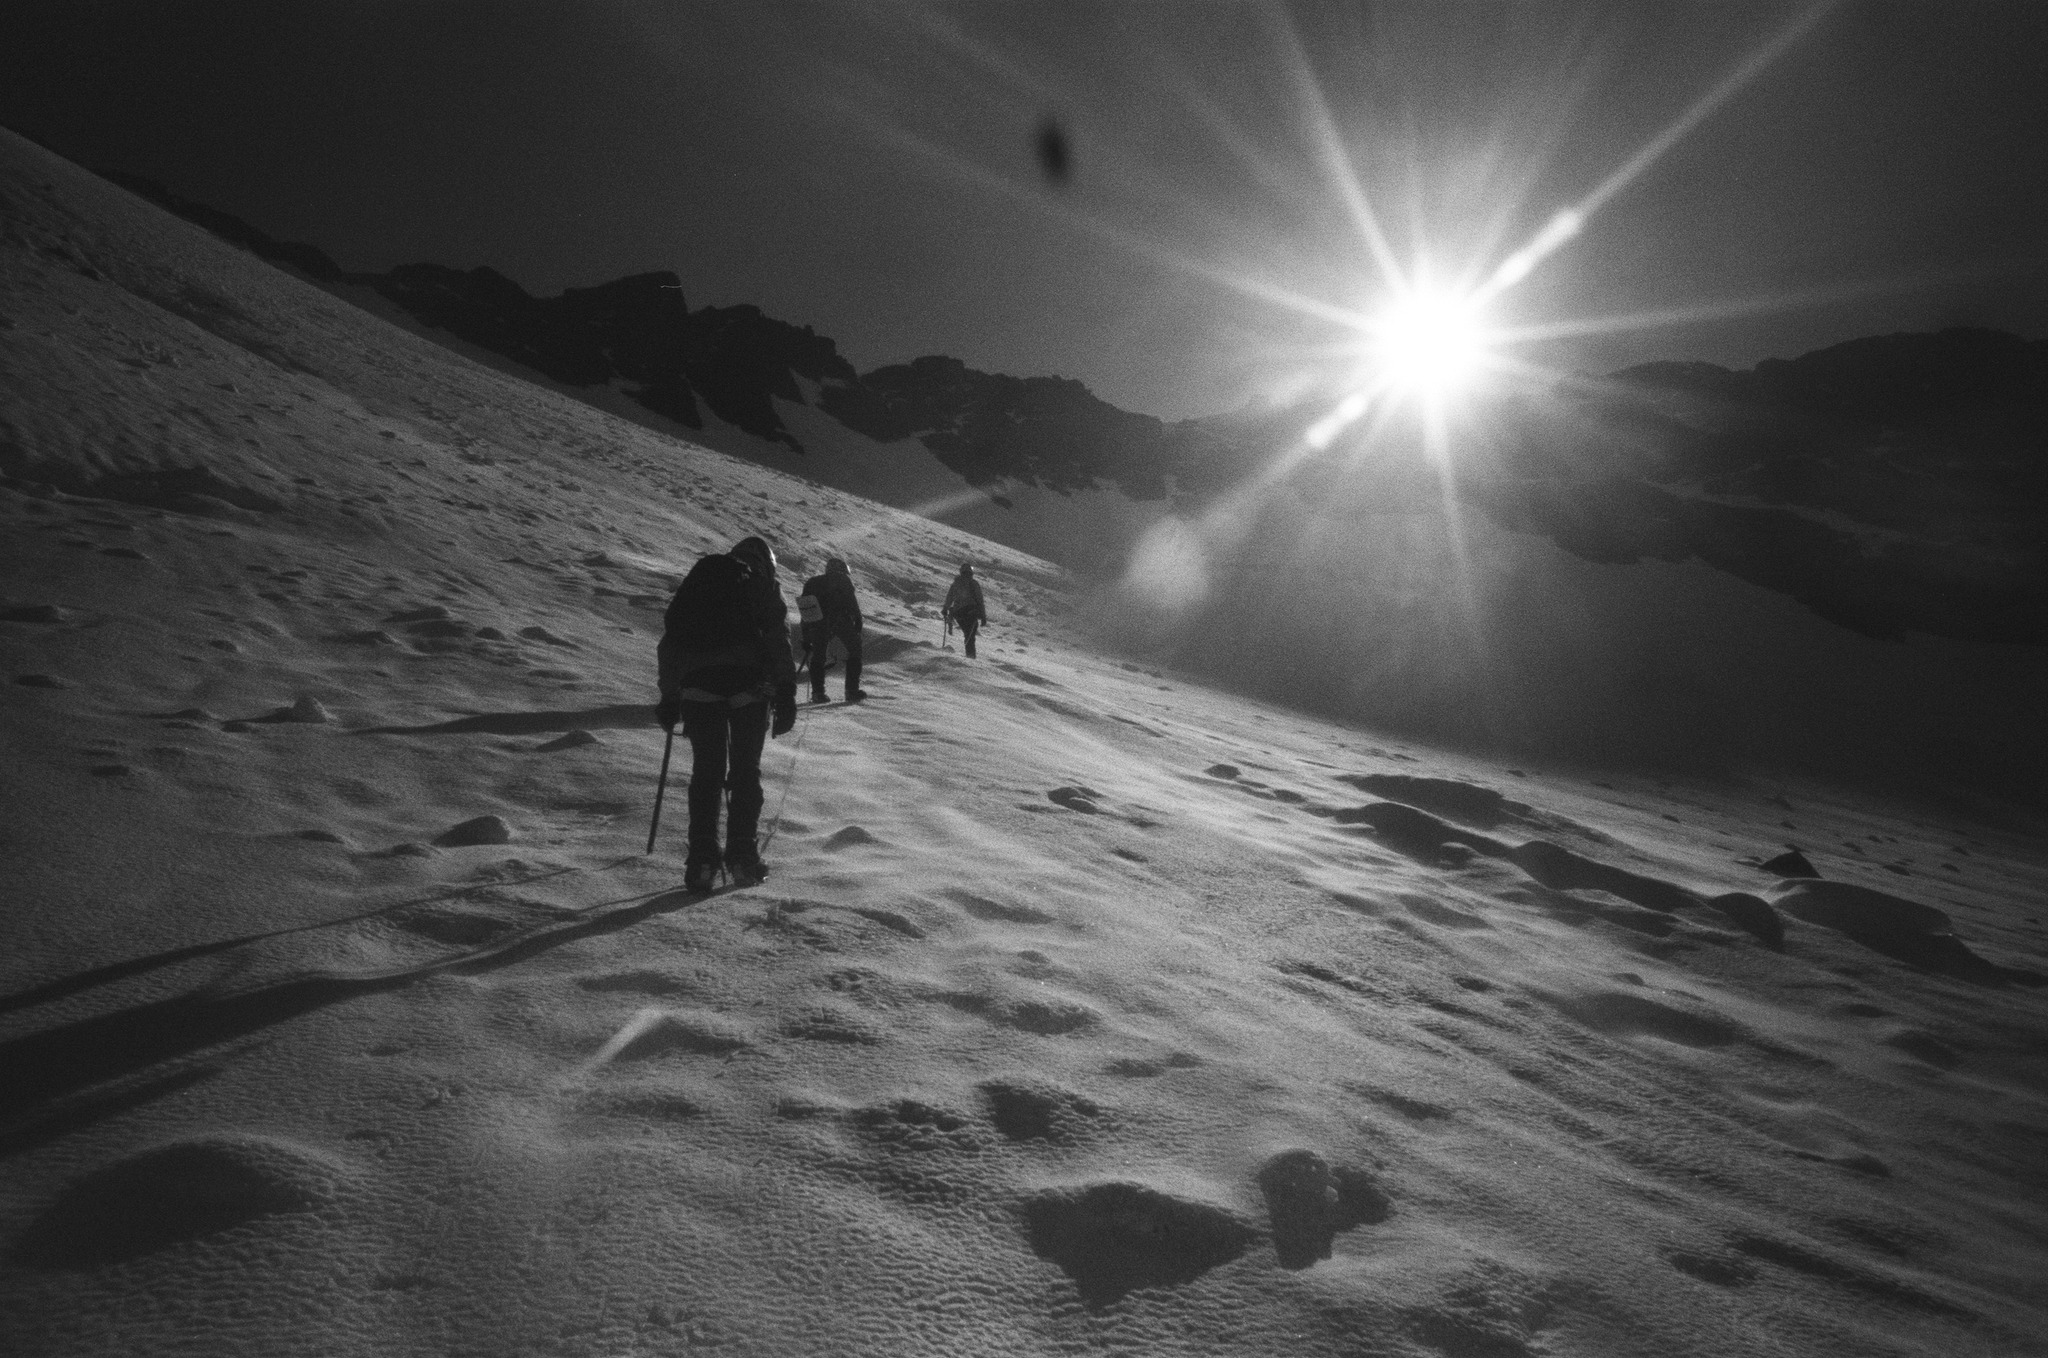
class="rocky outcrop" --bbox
[821,354,1181,497]
[681,303,854,447]
[368,263,705,428]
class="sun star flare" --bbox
[1371,286,1494,402]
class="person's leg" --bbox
[680,702,729,875]
[962,617,978,658]
[843,627,864,698]
[723,699,771,876]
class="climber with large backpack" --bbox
[797,556,865,704]
[943,562,987,658]
[655,535,798,892]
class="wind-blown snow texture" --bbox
[4,128,2048,1358]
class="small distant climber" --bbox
[944,563,987,658]
[655,534,797,892]
[798,556,865,704]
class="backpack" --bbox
[946,577,983,622]
[664,552,757,652]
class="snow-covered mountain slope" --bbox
[4,128,2048,1358]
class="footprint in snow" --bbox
[1256,1148,1392,1269]
[1047,786,1101,813]
[434,814,514,847]
[980,1079,1110,1144]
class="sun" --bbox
[1371,285,1493,401]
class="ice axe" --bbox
[646,726,675,854]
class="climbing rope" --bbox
[758,702,812,855]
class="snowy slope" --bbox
[4,128,2048,1358]
[1095,465,2048,797]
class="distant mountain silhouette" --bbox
[113,171,2044,645]
[1469,329,2048,644]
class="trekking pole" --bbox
[645,727,675,854]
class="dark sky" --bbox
[6,1,2045,420]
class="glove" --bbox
[655,695,682,731]
[771,684,797,737]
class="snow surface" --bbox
[3,128,2048,1357]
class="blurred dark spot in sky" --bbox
[1035,118,1070,187]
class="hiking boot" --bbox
[810,687,829,705]
[725,842,768,886]
[684,857,720,894]
[846,688,868,703]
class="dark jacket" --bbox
[801,567,862,635]
[944,574,986,624]
[658,556,796,702]
[745,566,797,687]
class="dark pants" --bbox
[958,616,979,658]
[681,698,769,863]
[804,623,862,698]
